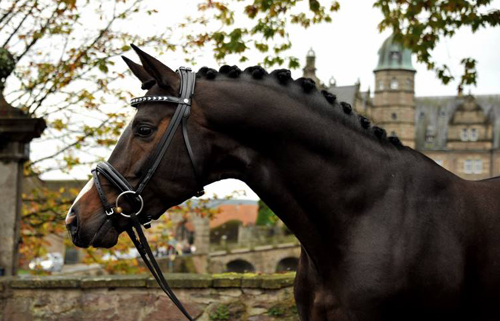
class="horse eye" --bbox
[137,126,153,137]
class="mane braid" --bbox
[244,66,267,79]
[197,67,217,80]
[197,64,404,149]
[321,90,337,104]
[271,69,292,84]
[296,77,317,93]
[340,102,352,114]
[373,126,387,139]
[358,115,371,129]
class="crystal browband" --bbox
[130,95,190,107]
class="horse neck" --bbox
[198,77,424,268]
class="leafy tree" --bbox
[374,0,500,92]
[0,0,338,273]
[256,200,278,226]
[183,0,340,68]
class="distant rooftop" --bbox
[374,34,415,72]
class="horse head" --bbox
[66,46,213,248]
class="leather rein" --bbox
[91,67,203,321]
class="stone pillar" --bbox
[192,214,210,254]
[0,48,46,276]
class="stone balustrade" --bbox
[0,273,298,321]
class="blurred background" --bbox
[0,0,499,278]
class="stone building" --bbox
[304,35,500,180]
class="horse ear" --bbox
[121,56,157,90]
[130,44,178,90]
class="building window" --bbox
[391,113,397,120]
[406,78,412,90]
[390,51,401,64]
[464,160,473,174]
[378,81,384,91]
[470,128,478,141]
[474,159,483,174]
[460,128,468,141]
[391,130,397,136]
[464,159,483,174]
[390,78,399,89]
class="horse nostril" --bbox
[66,209,78,236]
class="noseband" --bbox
[91,67,203,321]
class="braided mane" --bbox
[197,65,404,149]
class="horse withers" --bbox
[67,46,500,321]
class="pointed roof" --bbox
[374,34,415,72]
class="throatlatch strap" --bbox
[182,109,204,196]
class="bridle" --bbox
[91,67,203,321]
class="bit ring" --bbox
[115,191,144,218]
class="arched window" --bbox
[226,260,255,273]
[390,78,398,89]
[276,257,299,272]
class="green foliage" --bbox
[256,200,278,226]
[209,304,230,321]
[267,295,298,318]
[268,306,286,316]
[374,0,500,92]
[183,0,340,68]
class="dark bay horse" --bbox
[66,46,500,320]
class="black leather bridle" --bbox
[91,67,203,321]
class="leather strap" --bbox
[182,108,204,196]
[91,67,201,321]
[126,214,194,321]
[92,170,114,214]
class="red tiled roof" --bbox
[209,203,258,228]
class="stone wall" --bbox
[209,244,300,274]
[0,273,298,321]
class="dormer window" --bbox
[390,78,398,89]
[390,51,401,64]
[460,128,468,141]
[470,128,478,141]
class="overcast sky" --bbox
[41,0,500,200]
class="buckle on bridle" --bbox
[115,191,144,218]
[105,208,114,216]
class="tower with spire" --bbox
[372,35,416,148]
[302,48,323,88]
